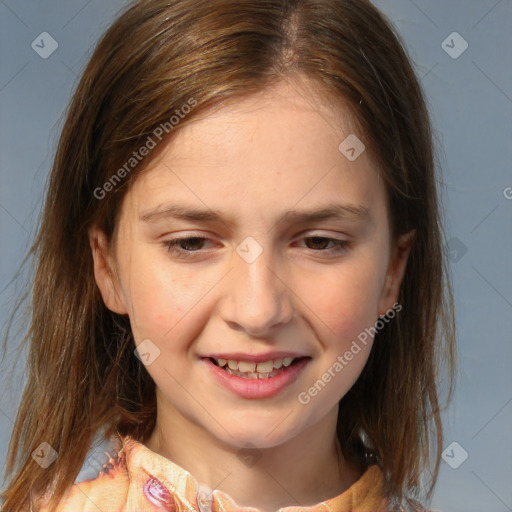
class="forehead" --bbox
[159,79,359,167]
[121,79,388,228]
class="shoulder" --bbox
[40,453,129,512]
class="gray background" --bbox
[1,1,511,510]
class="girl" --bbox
[1,0,455,510]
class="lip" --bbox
[201,356,310,399]
[203,351,307,363]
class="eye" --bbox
[162,234,351,260]
[297,236,350,254]
[163,236,214,258]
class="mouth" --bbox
[208,356,308,379]
[202,354,311,399]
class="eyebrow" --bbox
[140,203,371,226]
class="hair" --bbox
[1,0,456,510]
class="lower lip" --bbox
[202,358,310,399]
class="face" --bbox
[91,78,412,450]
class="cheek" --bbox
[119,251,221,354]
[118,253,190,340]
[297,256,385,342]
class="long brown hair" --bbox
[1,0,455,509]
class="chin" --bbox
[211,410,308,450]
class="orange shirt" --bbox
[45,435,391,511]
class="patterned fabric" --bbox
[43,435,392,511]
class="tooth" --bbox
[227,360,239,370]
[256,360,274,373]
[238,361,256,372]
[217,358,227,367]
[273,359,283,369]
[246,372,258,379]
[282,357,293,367]
[258,373,270,379]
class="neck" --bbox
[146,402,362,511]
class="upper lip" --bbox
[203,351,309,363]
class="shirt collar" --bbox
[117,434,389,512]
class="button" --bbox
[143,476,178,511]
[196,484,213,512]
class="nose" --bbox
[220,247,294,337]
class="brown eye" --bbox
[173,237,206,251]
[164,236,214,259]
[303,236,349,251]
[304,237,332,250]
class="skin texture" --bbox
[90,78,413,511]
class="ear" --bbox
[89,226,128,315]
[377,230,415,316]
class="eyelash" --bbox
[163,235,350,259]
